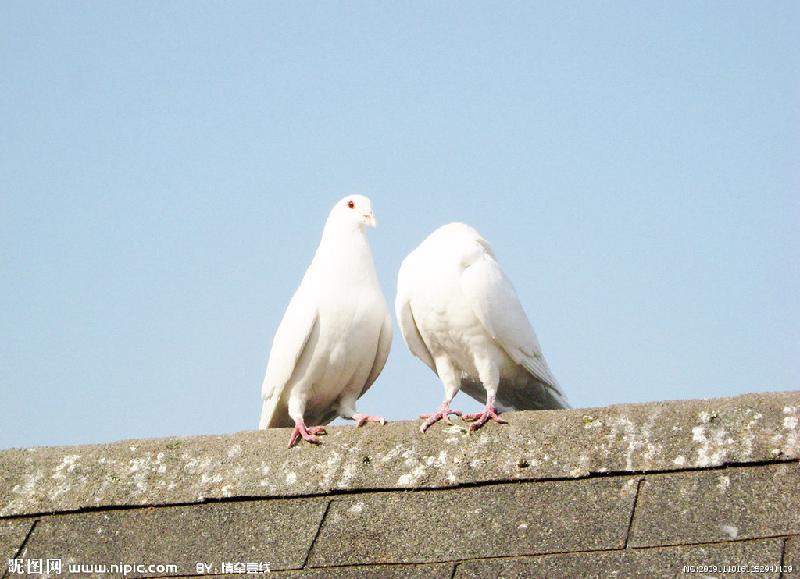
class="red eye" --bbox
[347,200,355,209]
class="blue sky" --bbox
[2,2,798,449]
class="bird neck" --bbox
[315,221,378,283]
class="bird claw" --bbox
[463,406,508,431]
[419,405,463,433]
[288,421,327,448]
[353,414,386,427]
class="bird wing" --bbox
[359,311,393,398]
[259,284,319,429]
[460,245,569,409]
[395,276,436,373]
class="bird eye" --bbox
[347,200,355,209]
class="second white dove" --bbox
[396,222,569,432]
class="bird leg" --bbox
[462,397,508,431]
[352,413,386,427]
[288,419,327,448]
[419,402,463,433]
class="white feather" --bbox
[395,290,436,373]
[258,285,318,428]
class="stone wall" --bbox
[1,391,798,577]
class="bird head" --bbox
[331,195,377,229]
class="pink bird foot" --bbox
[288,420,327,448]
[419,403,463,433]
[463,405,508,431]
[353,414,386,427]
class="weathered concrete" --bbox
[454,539,786,578]
[307,477,639,566]
[629,462,800,547]
[19,499,329,576]
[0,518,35,576]
[1,391,797,518]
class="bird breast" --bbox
[317,286,384,369]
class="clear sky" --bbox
[2,2,798,449]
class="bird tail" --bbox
[258,390,293,429]
[494,377,571,411]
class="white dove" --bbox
[396,223,569,432]
[258,195,392,447]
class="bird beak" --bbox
[365,211,377,228]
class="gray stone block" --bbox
[19,498,328,576]
[454,538,785,578]
[784,536,798,571]
[2,391,796,518]
[1,518,35,575]
[308,477,639,567]
[629,463,800,547]
[272,562,454,578]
